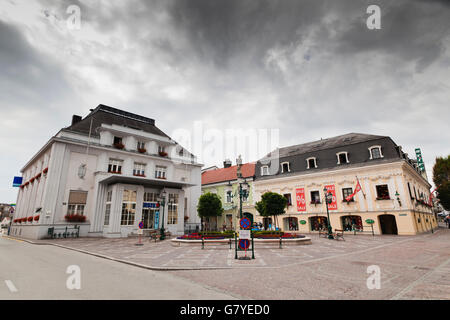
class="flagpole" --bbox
[356,176,366,199]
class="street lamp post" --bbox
[158,190,167,241]
[323,188,334,239]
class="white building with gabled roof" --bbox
[11,104,202,239]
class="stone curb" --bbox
[2,235,232,272]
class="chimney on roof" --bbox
[223,159,232,168]
[71,115,82,126]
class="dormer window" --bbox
[281,162,290,173]
[337,152,349,164]
[369,146,383,159]
[261,165,269,176]
[306,157,317,169]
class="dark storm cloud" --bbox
[167,0,327,68]
[335,0,450,72]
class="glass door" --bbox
[142,208,155,229]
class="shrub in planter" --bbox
[113,142,125,150]
[27,216,33,222]
[43,167,48,174]
[137,148,146,153]
[158,151,168,157]
[21,218,27,223]
[34,215,40,221]
[64,214,87,223]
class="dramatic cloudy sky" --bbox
[1,0,449,203]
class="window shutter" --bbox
[68,191,88,204]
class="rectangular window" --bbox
[376,185,390,200]
[168,193,179,225]
[133,163,146,176]
[121,190,136,225]
[137,141,145,150]
[158,145,166,153]
[144,192,158,202]
[310,191,320,204]
[342,188,354,201]
[407,182,414,200]
[68,191,87,215]
[261,166,269,176]
[338,153,348,164]
[155,166,167,179]
[226,190,233,203]
[108,159,123,174]
[104,190,112,225]
[104,204,111,225]
[284,193,292,206]
[281,163,290,173]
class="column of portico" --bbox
[108,184,123,236]
[89,174,108,235]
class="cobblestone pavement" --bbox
[28,227,450,299]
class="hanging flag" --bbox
[346,180,362,201]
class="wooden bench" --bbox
[148,231,171,242]
[333,229,345,241]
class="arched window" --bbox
[336,152,349,164]
[306,157,317,169]
[281,162,290,173]
[261,165,269,176]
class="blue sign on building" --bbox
[143,202,158,208]
[154,211,160,229]
[12,176,23,188]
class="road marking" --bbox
[5,280,18,293]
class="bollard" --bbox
[279,236,282,249]
[201,236,204,250]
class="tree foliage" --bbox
[255,192,287,217]
[197,192,224,218]
[433,155,450,210]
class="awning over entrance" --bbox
[99,174,196,189]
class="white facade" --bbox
[11,107,202,239]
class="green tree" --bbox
[433,155,450,210]
[197,192,224,231]
[255,192,287,229]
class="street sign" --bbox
[415,148,425,172]
[240,218,251,230]
[365,219,375,224]
[154,211,160,229]
[238,239,250,250]
[239,230,251,239]
[12,177,22,188]
[138,221,144,229]
[300,220,306,225]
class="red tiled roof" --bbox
[201,163,255,185]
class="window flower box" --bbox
[35,173,42,179]
[64,214,87,223]
[156,176,167,180]
[43,167,48,174]
[137,148,146,153]
[133,173,146,177]
[30,177,35,183]
[310,200,321,205]
[376,196,391,200]
[24,181,29,187]
[158,151,168,157]
[109,171,122,174]
[113,142,125,150]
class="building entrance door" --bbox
[142,208,155,229]
[379,214,398,235]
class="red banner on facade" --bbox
[324,185,337,210]
[296,188,306,212]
